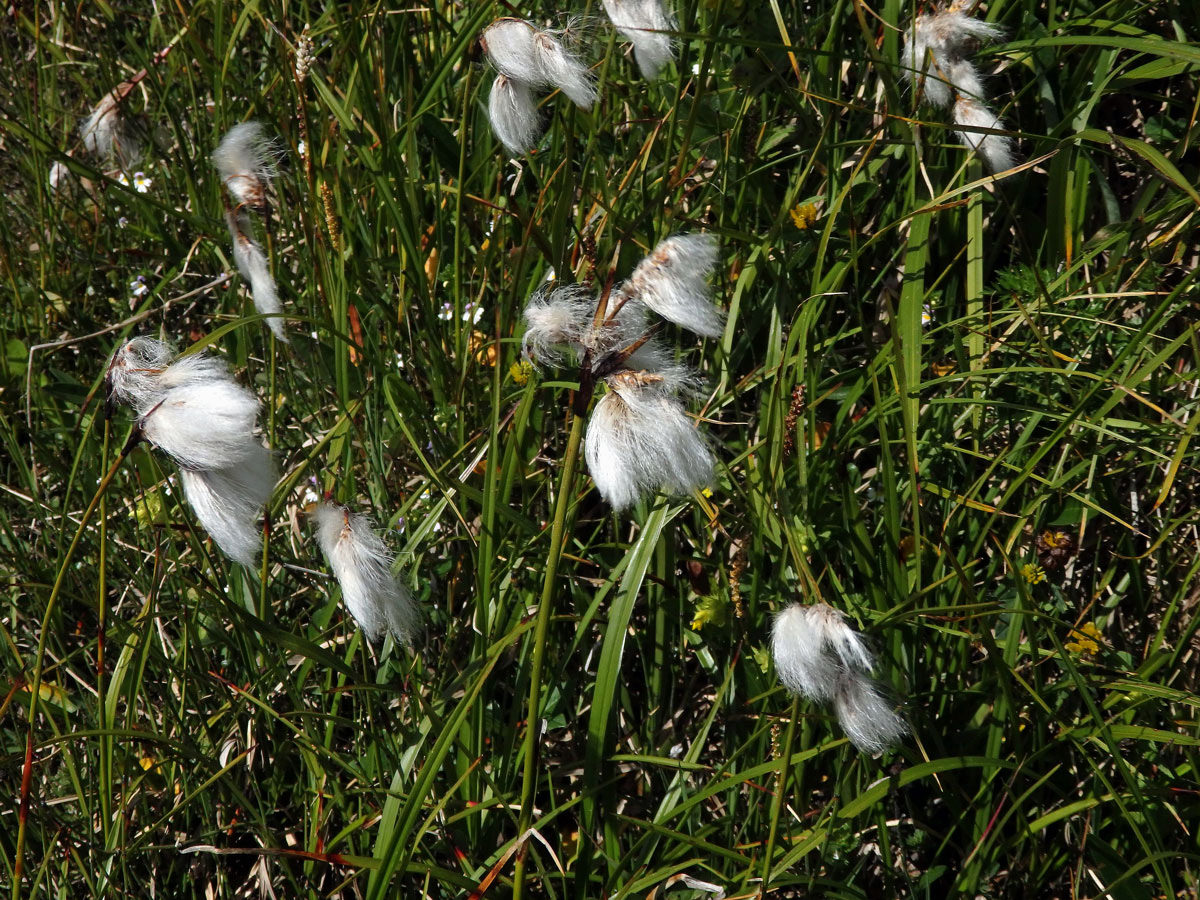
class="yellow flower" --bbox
[690,595,727,631]
[789,202,819,230]
[509,359,533,385]
[1065,622,1102,656]
[1021,562,1046,584]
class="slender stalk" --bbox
[760,695,800,891]
[13,431,134,899]
[511,408,586,900]
[97,419,112,863]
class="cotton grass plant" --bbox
[4,1,1200,899]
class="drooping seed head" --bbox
[212,122,278,213]
[488,74,542,156]
[311,502,419,645]
[832,670,908,755]
[602,0,676,79]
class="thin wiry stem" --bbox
[511,407,585,900]
[13,429,136,899]
[761,694,800,890]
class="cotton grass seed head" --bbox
[953,98,1015,172]
[178,446,276,566]
[81,85,142,169]
[226,209,289,342]
[140,379,264,472]
[488,74,542,156]
[771,602,874,702]
[832,671,908,755]
[213,122,278,213]
[481,18,596,110]
[106,339,278,565]
[902,8,1003,109]
[602,0,676,79]
[312,502,419,645]
[107,337,175,413]
[584,370,714,511]
[621,233,724,338]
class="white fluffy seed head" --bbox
[584,372,714,510]
[602,0,676,79]
[623,233,724,338]
[312,502,419,645]
[954,98,1015,172]
[226,210,288,342]
[771,603,876,702]
[832,671,908,755]
[107,337,175,414]
[902,9,1003,108]
[522,283,594,365]
[140,379,264,471]
[531,30,596,109]
[482,19,595,110]
[178,445,276,566]
[213,122,277,212]
[488,75,542,156]
[81,86,141,168]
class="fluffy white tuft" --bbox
[832,671,908,755]
[488,75,542,156]
[531,30,596,109]
[772,603,841,701]
[107,338,175,413]
[212,122,277,212]
[602,0,676,79]
[482,19,595,110]
[772,603,876,702]
[81,87,141,168]
[622,233,724,338]
[954,98,1015,172]
[902,8,1003,109]
[312,502,419,644]
[584,371,713,510]
[226,210,289,342]
[141,380,263,471]
[178,445,276,566]
[522,283,593,365]
[107,339,276,565]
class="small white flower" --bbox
[394,351,406,369]
[132,171,152,193]
[462,302,484,325]
[312,502,420,645]
[212,121,278,212]
[602,0,676,79]
[226,209,288,342]
[118,216,129,228]
[130,277,149,298]
[297,139,307,158]
[117,172,130,188]
[922,304,933,327]
[619,233,724,338]
[437,302,454,321]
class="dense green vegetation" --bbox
[2,0,1199,896]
